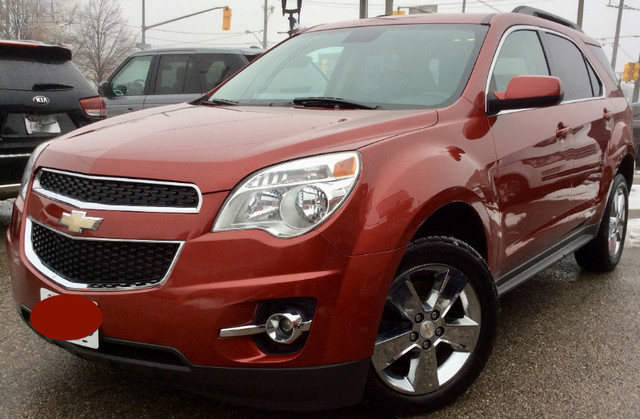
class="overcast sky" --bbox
[117,0,640,74]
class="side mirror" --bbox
[487,75,563,115]
[98,80,113,97]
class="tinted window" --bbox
[0,59,92,91]
[186,54,246,94]
[110,56,152,96]
[585,60,602,97]
[154,54,190,94]
[587,44,618,85]
[545,34,595,101]
[491,30,549,92]
[210,24,487,109]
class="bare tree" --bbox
[0,0,78,41]
[72,0,136,85]
[0,0,31,39]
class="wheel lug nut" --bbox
[435,327,444,337]
[430,311,439,320]
[409,332,419,342]
[415,313,424,323]
[422,340,432,350]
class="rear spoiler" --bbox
[0,40,72,61]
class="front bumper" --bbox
[16,304,369,410]
[7,191,404,409]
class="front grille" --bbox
[30,222,181,289]
[36,169,200,211]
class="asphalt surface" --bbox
[2,180,640,418]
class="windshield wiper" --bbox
[204,98,239,106]
[293,97,380,110]
[32,83,73,91]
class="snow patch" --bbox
[626,219,640,248]
[630,184,640,211]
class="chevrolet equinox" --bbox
[7,7,635,414]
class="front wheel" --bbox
[367,237,498,414]
[575,173,629,272]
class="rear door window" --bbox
[154,54,190,94]
[544,34,601,101]
[186,54,247,93]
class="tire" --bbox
[575,173,629,272]
[366,236,499,415]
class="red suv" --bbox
[6,7,634,414]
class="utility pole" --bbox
[263,0,269,49]
[142,0,146,43]
[359,0,368,18]
[633,53,640,102]
[385,0,393,16]
[611,0,624,71]
[577,0,584,27]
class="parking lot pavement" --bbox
[0,198,12,226]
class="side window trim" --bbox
[485,25,605,113]
[539,28,605,103]
[145,55,160,96]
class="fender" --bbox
[321,107,499,260]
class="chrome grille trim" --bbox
[25,218,184,291]
[33,168,203,213]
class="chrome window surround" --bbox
[24,218,184,291]
[0,153,32,158]
[33,168,203,214]
[485,25,606,114]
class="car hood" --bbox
[37,103,438,193]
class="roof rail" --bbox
[512,6,583,33]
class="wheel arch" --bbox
[617,152,635,191]
[412,201,489,262]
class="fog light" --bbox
[266,313,306,344]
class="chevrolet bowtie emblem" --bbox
[59,210,103,234]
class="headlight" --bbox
[19,141,51,200]
[213,152,361,238]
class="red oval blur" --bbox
[30,294,103,341]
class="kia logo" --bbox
[33,96,50,105]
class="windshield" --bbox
[207,24,487,109]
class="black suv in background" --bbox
[0,40,106,199]
[99,47,262,117]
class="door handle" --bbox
[603,108,614,119]
[556,123,571,138]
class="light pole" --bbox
[141,1,229,46]
[282,0,302,36]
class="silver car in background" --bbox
[99,47,262,117]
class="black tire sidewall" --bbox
[602,174,629,266]
[575,174,629,271]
